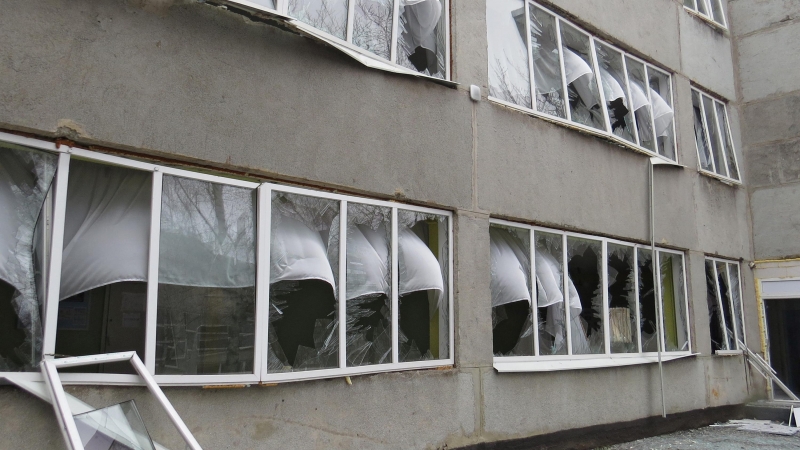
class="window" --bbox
[486,0,677,161]
[490,220,691,371]
[691,88,740,182]
[230,0,450,80]
[705,258,746,353]
[0,133,453,385]
[684,0,727,29]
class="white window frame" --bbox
[224,0,451,82]
[684,0,728,30]
[705,257,746,354]
[691,87,742,184]
[487,1,679,164]
[490,218,693,372]
[0,131,454,386]
[40,352,202,450]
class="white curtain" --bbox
[630,82,650,113]
[402,0,442,53]
[158,175,256,288]
[398,226,443,296]
[346,223,390,301]
[599,67,626,104]
[563,49,599,109]
[489,227,531,308]
[650,87,674,137]
[59,160,151,300]
[535,249,589,353]
[270,215,336,290]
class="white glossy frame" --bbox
[705,257,747,354]
[0,132,454,386]
[691,87,742,184]
[684,0,728,30]
[488,1,679,164]
[226,0,451,82]
[40,351,202,450]
[490,218,693,372]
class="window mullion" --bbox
[346,0,356,43]
[525,1,537,112]
[338,201,348,369]
[42,152,71,357]
[144,170,163,373]
[563,233,572,355]
[389,0,401,64]
[391,207,399,363]
[622,56,641,146]
[602,240,610,354]
[590,38,612,134]
[554,18,571,123]
[530,229,540,356]
[256,185,272,380]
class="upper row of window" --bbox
[684,0,728,29]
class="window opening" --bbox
[486,0,531,109]
[607,243,638,354]
[692,88,740,182]
[638,248,658,352]
[648,69,676,160]
[352,0,394,59]
[560,23,606,131]
[596,43,635,143]
[529,4,565,117]
[659,252,688,351]
[396,0,446,78]
[705,258,745,352]
[567,237,604,354]
[534,231,569,355]
[489,225,533,356]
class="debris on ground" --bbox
[600,420,800,449]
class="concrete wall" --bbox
[731,0,800,260]
[0,0,765,448]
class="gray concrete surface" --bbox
[601,423,800,449]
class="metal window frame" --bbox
[684,0,728,30]
[691,88,742,184]
[489,218,692,370]
[490,1,679,165]
[41,352,202,450]
[706,257,746,352]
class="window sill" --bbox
[715,350,744,356]
[488,96,680,166]
[698,168,742,186]
[493,352,696,373]
[683,7,728,33]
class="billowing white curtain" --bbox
[650,88,674,137]
[59,160,151,300]
[402,0,442,53]
[270,215,336,290]
[535,250,590,353]
[346,224,389,301]
[398,226,443,296]
[489,228,531,308]
[630,82,650,113]
[599,67,626,104]
[158,175,256,288]
[563,49,599,109]
[0,145,57,370]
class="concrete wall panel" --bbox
[736,21,800,102]
[679,12,737,100]
[729,0,800,37]
[750,184,800,260]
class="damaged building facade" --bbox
[0,0,797,448]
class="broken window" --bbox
[396,0,447,78]
[288,0,349,40]
[269,191,339,372]
[73,400,156,450]
[659,251,688,352]
[0,143,57,372]
[490,224,533,357]
[398,209,448,362]
[691,88,740,182]
[567,237,604,354]
[705,258,746,352]
[607,243,638,354]
[486,1,678,161]
[684,0,727,29]
[353,0,394,60]
[534,231,569,356]
[638,248,659,352]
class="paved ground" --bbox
[599,424,800,449]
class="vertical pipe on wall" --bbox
[649,159,667,418]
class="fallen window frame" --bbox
[489,219,693,373]
[704,257,746,354]
[691,87,742,184]
[219,0,453,84]
[486,0,679,163]
[0,132,454,386]
[683,0,727,30]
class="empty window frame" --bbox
[230,0,451,80]
[0,134,453,385]
[691,88,740,182]
[486,0,677,161]
[684,0,727,29]
[490,220,690,367]
[705,258,746,353]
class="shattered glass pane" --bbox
[353,0,394,60]
[660,252,688,352]
[716,261,736,350]
[156,176,257,375]
[608,244,638,354]
[534,231,567,355]
[703,95,727,177]
[396,0,447,79]
[487,0,532,108]
[530,4,566,118]
[567,237,604,355]
[706,260,728,352]
[638,248,659,352]
[346,203,392,366]
[288,0,349,40]
[595,42,635,142]
[560,23,606,131]
[269,191,340,372]
[626,58,655,151]
[490,225,533,357]
[728,263,745,349]
[649,68,676,160]
[0,143,57,372]
[692,90,714,171]
[716,102,740,181]
[397,210,448,362]
[73,400,155,450]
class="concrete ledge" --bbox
[457,404,744,450]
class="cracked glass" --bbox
[396,0,447,78]
[530,4,566,118]
[608,243,638,354]
[560,23,606,131]
[353,0,394,60]
[567,237,604,355]
[289,0,349,40]
[487,0,531,108]
[490,224,533,357]
[595,42,635,143]
[534,231,567,355]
